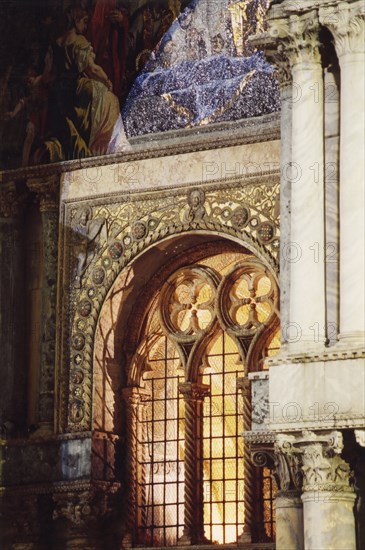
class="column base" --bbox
[177,531,211,546]
[237,525,252,544]
[29,421,54,438]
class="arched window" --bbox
[122,250,279,547]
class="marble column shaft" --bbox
[287,13,326,349]
[321,4,365,343]
[276,491,304,550]
[293,431,356,550]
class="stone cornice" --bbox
[265,345,365,366]
[0,114,280,184]
[0,479,121,496]
[270,413,365,432]
[243,430,276,445]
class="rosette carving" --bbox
[216,259,279,370]
[159,265,220,374]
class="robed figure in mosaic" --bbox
[41,4,130,162]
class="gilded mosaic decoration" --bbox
[58,174,279,432]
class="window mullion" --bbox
[178,381,210,545]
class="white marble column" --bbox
[323,64,340,346]
[276,491,303,550]
[286,12,326,350]
[298,431,356,550]
[274,434,304,550]
[320,2,365,346]
[269,44,293,349]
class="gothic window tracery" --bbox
[123,250,279,546]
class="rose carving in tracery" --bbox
[159,266,219,338]
[217,259,278,334]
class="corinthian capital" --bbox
[319,1,365,57]
[0,181,28,218]
[275,434,303,492]
[292,430,354,493]
[179,382,210,401]
[27,175,59,212]
[286,10,322,66]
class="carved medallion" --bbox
[72,333,86,351]
[231,206,249,228]
[108,241,124,260]
[69,400,85,423]
[132,221,147,241]
[92,266,106,285]
[257,222,275,243]
[78,299,92,318]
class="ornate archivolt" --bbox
[58,175,279,432]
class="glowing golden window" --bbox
[125,251,278,547]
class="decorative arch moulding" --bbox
[57,176,280,433]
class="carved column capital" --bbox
[122,386,150,406]
[27,175,60,212]
[287,430,354,494]
[267,10,322,68]
[236,376,251,397]
[178,382,210,401]
[0,181,28,218]
[274,434,303,492]
[319,1,365,57]
[53,491,95,527]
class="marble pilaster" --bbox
[320,1,365,346]
[0,181,28,434]
[285,11,326,350]
[27,176,59,432]
[323,64,340,346]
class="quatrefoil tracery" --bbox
[158,259,279,375]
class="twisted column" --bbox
[178,382,210,545]
[237,377,254,543]
[27,176,59,433]
[121,387,149,547]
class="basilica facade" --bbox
[0,1,364,549]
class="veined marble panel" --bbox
[269,358,365,431]
[60,140,280,201]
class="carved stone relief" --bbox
[59,175,280,432]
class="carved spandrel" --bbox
[63,179,280,432]
[72,206,107,289]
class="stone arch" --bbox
[60,172,280,433]
[91,229,279,435]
